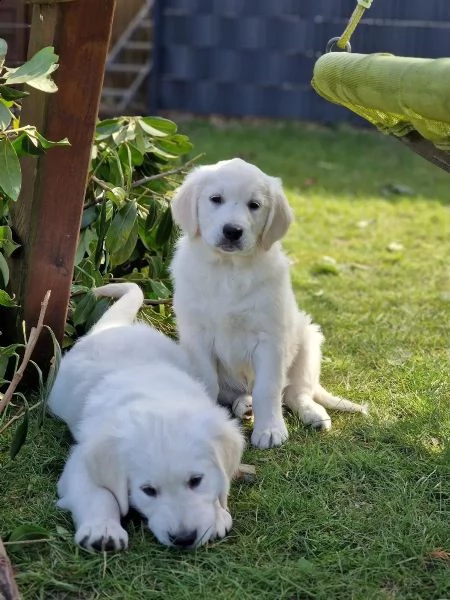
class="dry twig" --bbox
[0,290,51,415]
[0,537,21,600]
[131,154,202,189]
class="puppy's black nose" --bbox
[223,223,243,242]
[169,529,197,548]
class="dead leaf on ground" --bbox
[426,548,450,562]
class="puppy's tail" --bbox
[89,283,144,335]
[314,384,368,415]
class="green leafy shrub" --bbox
[68,115,195,344]
[0,38,195,456]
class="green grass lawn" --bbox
[1,120,449,599]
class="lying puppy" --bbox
[48,283,244,551]
[170,158,367,450]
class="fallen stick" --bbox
[0,290,51,415]
[0,537,21,600]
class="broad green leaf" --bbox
[86,297,111,330]
[10,408,29,459]
[155,206,174,247]
[71,284,89,295]
[146,200,159,229]
[0,84,29,101]
[0,225,20,256]
[138,116,177,137]
[0,250,9,286]
[105,200,137,256]
[107,153,125,188]
[148,255,164,279]
[80,205,98,230]
[5,46,59,88]
[149,279,171,299]
[0,38,7,70]
[134,126,147,155]
[111,125,130,146]
[0,356,9,381]
[0,289,16,307]
[106,186,126,206]
[75,258,103,287]
[74,227,97,265]
[96,118,123,140]
[0,137,21,200]
[110,215,138,267]
[12,133,44,158]
[8,524,50,542]
[148,144,178,160]
[42,325,62,411]
[0,344,20,380]
[128,143,144,167]
[0,99,13,129]
[156,135,194,156]
[32,131,70,149]
[25,75,58,93]
[94,200,109,267]
[138,202,160,250]
[73,291,97,327]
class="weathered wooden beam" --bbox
[10,0,116,367]
[396,131,450,174]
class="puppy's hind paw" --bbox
[232,394,254,421]
[75,519,128,552]
[299,401,332,431]
[251,419,288,449]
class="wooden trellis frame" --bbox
[9,0,116,366]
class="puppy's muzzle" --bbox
[168,529,197,549]
[222,223,243,242]
[218,223,244,251]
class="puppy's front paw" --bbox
[202,505,233,545]
[75,519,128,552]
[232,394,253,420]
[251,418,288,449]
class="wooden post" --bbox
[9,0,116,367]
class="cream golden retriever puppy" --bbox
[48,283,244,551]
[170,158,367,450]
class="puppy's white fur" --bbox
[48,283,244,551]
[170,158,367,449]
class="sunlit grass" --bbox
[1,119,449,599]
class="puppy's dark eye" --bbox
[248,200,261,211]
[141,485,158,497]
[210,195,223,205]
[188,475,203,489]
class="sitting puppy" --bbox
[48,283,244,551]
[170,158,367,450]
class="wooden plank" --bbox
[0,0,30,65]
[10,0,116,367]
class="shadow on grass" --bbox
[181,120,450,205]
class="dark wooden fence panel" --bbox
[151,0,450,122]
[0,1,29,65]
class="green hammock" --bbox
[312,52,450,151]
[310,0,450,173]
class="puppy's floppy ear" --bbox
[208,408,245,509]
[261,176,293,251]
[170,169,201,238]
[83,431,129,516]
